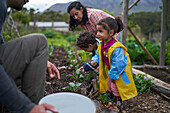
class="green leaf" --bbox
[159,6,162,10]
[120,1,123,6]
[79,74,84,78]
[62,86,72,90]
[66,75,74,78]
[76,83,82,87]
[80,52,86,61]
[76,69,82,74]
[69,82,76,87]
[74,74,78,80]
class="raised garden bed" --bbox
[46,47,170,113]
[132,65,170,101]
[1,47,169,113]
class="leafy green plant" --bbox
[78,51,92,62]
[47,38,70,47]
[48,41,54,57]
[44,29,56,38]
[99,93,113,104]
[133,73,154,94]
[165,41,170,65]
[80,51,87,62]
[2,32,19,42]
[62,82,82,92]
[126,39,170,65]
[67,69,82,81]
[79,71,94,82]
[65,47,84,70]
[66,34,77,42]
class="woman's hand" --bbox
[47,61,60,79]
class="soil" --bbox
[46,46,170,113]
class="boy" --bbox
[76,31,99,72]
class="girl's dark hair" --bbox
[76,31,96,48]
[97,17,124,35]
[67,1,88,31]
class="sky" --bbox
[24,0,76,12]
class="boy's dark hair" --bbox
[97,17,124,35]
[76,31,96,48]
[67,1,88,31]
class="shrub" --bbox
[44,29,56,38]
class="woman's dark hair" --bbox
[97,17,124,35]
[76,31,96,48]
[67,1,88,31]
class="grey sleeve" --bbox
[0,65,35,113]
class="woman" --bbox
[67,1,121,40]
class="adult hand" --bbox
[47,61,60,79]
[30,103,58,113]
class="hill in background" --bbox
[48,0,162,15]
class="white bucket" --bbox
[39,92,96,113]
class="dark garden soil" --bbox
[46,46,170,113]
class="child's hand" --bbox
[79,66,85,72]
[91,61,98,67]
[83,62,99,72]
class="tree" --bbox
[159,0,168,66]
[12,11,30,26]
[121,0,129,46]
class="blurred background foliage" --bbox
[2,7,170,66]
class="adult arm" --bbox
[0,64,59,113]
[0,64,35,113]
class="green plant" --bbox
[65,47,84,70]
[99,93,113,104]
[67,69,82,81]
[47,38,70,47]
[62,82,82,92]
[126,39,170,65]
[2,32,19,42]
[79,71,94,82]
[48,41,54,57]
[133,73,154,94]
[80,51,87,62]
[165,41,170,65]
[44,29,56,38]
[66,34,77,42]
[77,51,92,62]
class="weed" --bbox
[133,73,154,94]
